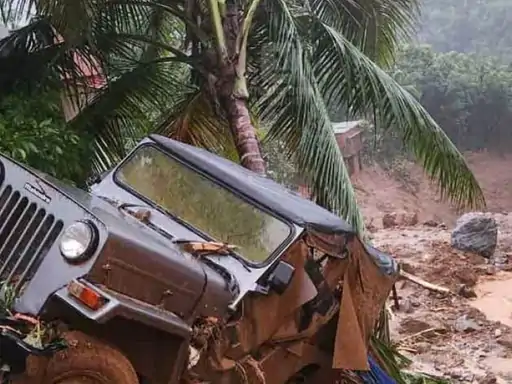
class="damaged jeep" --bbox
[0,134,399,384]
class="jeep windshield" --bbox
[115,145,292,264]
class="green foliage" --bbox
[389,45,512,154]
[0,0,486,236]
[0,86,90,184]
[416,0,512,60]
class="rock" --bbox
[497,334,512,350]
[423,219,440,227]
[451,213,498,258]
[454,315,481,332]
[458,284,477,298]
[495,329,502,338]
[478,373,497,384]
[400,299,414,314]
[382,213,397,228]
[400,262,416,274]
[414,341,431,353]
[382,211,419,228]
[410,297,421,307]
[399,318,432,334]
[449,368,465,379]
[455,268,478,286]
[405,211,419,226]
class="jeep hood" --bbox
[1,160,235,319]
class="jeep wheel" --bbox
[43,331,138,384]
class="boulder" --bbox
[451,213,498,258]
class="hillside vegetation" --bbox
[416,0,512,60]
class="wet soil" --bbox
[370,215,512,383]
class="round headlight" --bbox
[59,221,98,263]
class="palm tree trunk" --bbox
[209,3,266,175]
[221,95,266,174]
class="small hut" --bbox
[332,120,365,177]
[298,120,366,198]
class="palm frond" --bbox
[310,20,485,209]
[155,89,239,161]
[251,0,365,233]
[0,18,60,90]
[69,58,191,174]
[0,1,197,177]
[309,0,420,65]
[0,17,108,105]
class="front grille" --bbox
[0,184,63,295]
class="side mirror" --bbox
[267,261,295,295]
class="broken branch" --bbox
[399,270,451,294]
[399,327,445,342]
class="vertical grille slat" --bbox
[0,190,21,233]
[0,186,11,214]
[0,206,43,276]
[0,184,63,295]
[0,199,32,261]
[1,211,49,279]
[13,219,64,291]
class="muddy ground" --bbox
[372,217,512,383]
[354,152,512,383]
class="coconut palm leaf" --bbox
[155,88,240,161]
[252,0,365,232]
[310,19,485,209]
[309,0,420,65]
[248,0,484,235]
[69,58,192,173]
[0,17,89,92]
[0,0,196,176]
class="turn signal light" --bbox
[67,280,106,311]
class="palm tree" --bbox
[0,2,484,382]
[0,0,485,236]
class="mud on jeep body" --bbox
[0,134,399,384]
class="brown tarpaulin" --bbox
[223,240,319,358]
[305,232,398,370]
[199,231,398,378]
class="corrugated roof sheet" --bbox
[332,120,365,134]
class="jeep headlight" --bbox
[59,221,98,263]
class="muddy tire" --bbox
[42,331,139,384]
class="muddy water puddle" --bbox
[471,273,512,327]
[470,272,512,379]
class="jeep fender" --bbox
[53,281,191,337]
[51,281,191,384]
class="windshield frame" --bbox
[113,142,296,268]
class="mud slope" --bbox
[354,152,512,228]
[356,152,512,383]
